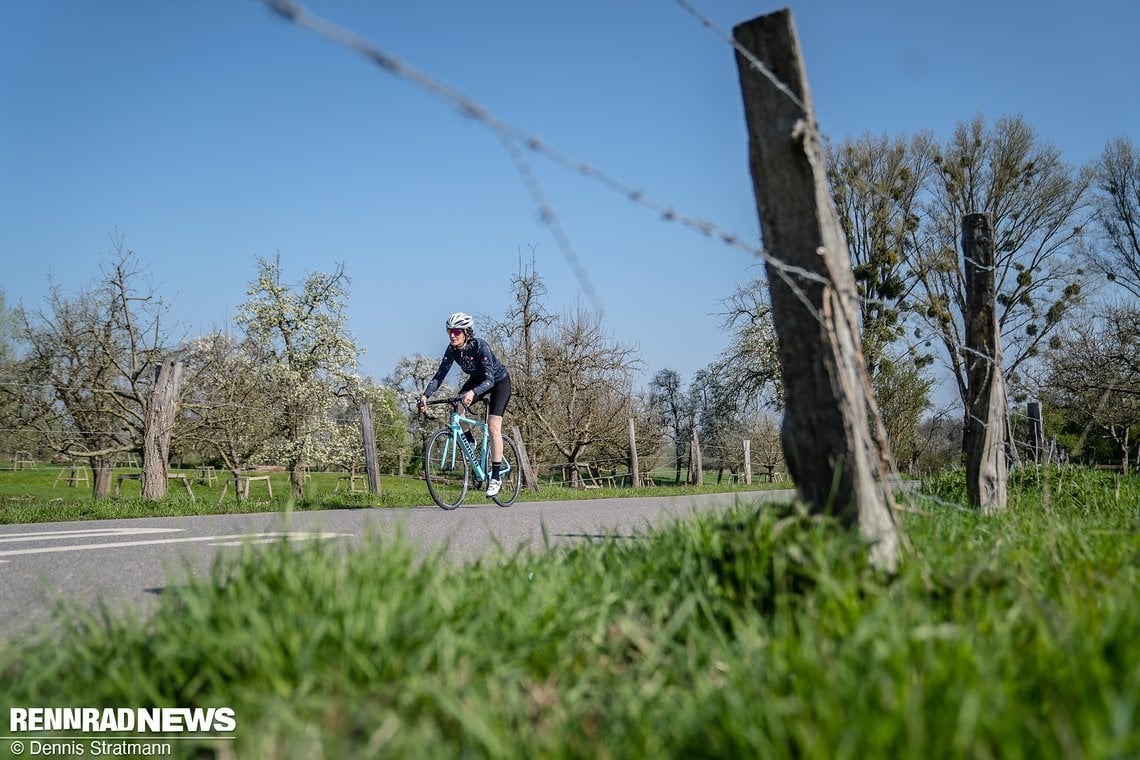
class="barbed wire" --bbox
[258,0,850,323]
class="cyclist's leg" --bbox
[483,376,512,474]
[487,413,504,462]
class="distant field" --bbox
[0,460,785,524]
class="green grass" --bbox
[0,465,783,524]
[1,467,1137,758]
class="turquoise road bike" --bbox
[422,397,521,509]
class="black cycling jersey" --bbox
[423,337,509,400]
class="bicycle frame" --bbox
[443,404,491,481]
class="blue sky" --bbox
[2,0,1137,399]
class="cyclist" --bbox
[418,311,512,497]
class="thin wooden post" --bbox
[360,402,381,496]
[734,10,899,570]
[141,360,183,500]
[628,418,640,489]
[963,213,1009,512]
[689,430,703,486]
[1027,401,1044,464]
[511,425,540,492]
[742,439,752,484]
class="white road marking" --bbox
[0,531,345,558]
[211,538,288,546]
[0,527,184,543]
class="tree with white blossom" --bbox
[237,254,361,498]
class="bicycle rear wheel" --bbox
[491,435,522,507]
[425,429,469,509]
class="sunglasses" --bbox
[448,328,465,337]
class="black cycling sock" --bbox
[491,461,501,479]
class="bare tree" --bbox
[523,306,641,486]
[911,114,1093,406]
[0,289,21,457]
[822,135,941,463]
[1041,303,1140,471]
[179,331,279,478]
[483,252,557,463]
[712,277,783,411]
[827,131,939,371]
[13,241,177,498]
[1090,135,1140,298]
[913,408,964,475]
[647,368,691,484]
[688,368,744,481]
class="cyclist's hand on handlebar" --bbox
[461,390,475,408]
[417,395,428,414]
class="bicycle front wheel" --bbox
[491,434,523,507]
[425,429,469,509]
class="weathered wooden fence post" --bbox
[360,402,381,496]
[962,213,1009,512]
[628,418,640,488]
[733,9,899,570]
[141,359,184,500]
[742,439,752,484]
[689,430,703,486]
[1027,400,1044,464]
[511,425,540,492]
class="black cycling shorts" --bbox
[460,374,512,418]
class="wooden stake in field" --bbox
[733,9,899,571]
[360,402,381,496]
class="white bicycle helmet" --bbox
[446,312,474,331]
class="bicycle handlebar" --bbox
[424,397,464,406]
[417,395,485,420]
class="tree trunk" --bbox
[734,10,899,571]
[141,360,183,500]
[91,456,115,500]
[1123,426,1131,474]
[962,213,1009,513]
[291,464,306,500]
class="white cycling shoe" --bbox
[485,478,502,497]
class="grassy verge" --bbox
[0,467,782,524]
[1,468,1137,758]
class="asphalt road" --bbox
[0,489,796,641]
